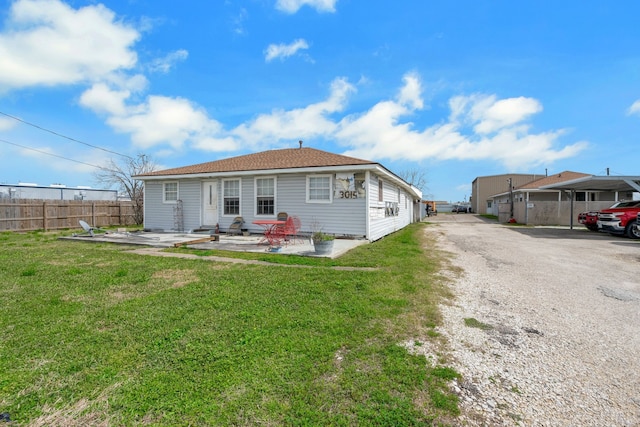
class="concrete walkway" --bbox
[126,246,378,270]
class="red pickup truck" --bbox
[595,200,640,238]
[577,201,631,231]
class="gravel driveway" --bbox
[425,215,640,426]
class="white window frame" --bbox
[306,174,332,204]
[222,178,241,216]
[255,176,277,217]
[163,181,179,204]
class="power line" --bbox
[0,138,110,171]
[0,111,133,159]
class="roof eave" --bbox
[136,163,422,199]
[135,163,377,180]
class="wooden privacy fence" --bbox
[0,199,136,232]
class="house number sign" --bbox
[339,190,358,199]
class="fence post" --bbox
[43,201,48,231]
[92,202,96,226]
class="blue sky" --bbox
[1,0,640,202]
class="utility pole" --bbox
[508,178,514,219]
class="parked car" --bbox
[452,205,468,213]
[596,200,640,238]
[578,201,625,231]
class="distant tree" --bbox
[94,154,157,225]
[397,168,429,196]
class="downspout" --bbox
[525,191,529,224]
[365,170,371,241]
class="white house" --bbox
[134,145,422,241]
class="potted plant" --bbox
[311,230,335,255]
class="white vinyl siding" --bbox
[368,174,412,241]
[146,180,200,231]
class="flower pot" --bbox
[313,239,334,255]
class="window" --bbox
[487,201,492,208]
[307,175,332,203]
[223,179,240,215]
[256,177,275,215]
[163,182,178,203]
[385,201,399,217]
[378,179,384,202]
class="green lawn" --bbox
[0,224,459,426]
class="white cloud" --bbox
[337,73,587,170]
[231,8,249,36]
[79,83,131,117]
[107,96,226,150]
[397,72,424,110]
[0,116,17,131]
[0,0,139,90]
[275,0,337,14]
[79,82,236,152]
[627,100,640,116]
[265,39,309,62]
[149,49,189,74]
[474,96,542,134]
[231,77,354,146]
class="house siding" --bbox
[368,174,412,241]
[143,181,172,230]
[143,180,201,231]
[177,180,201,231]
[238,173,367,237]
[143,171,416,240]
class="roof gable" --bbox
[137,147,376,177]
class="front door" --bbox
[202,180,218,226]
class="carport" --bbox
[540,175,640,229]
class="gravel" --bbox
[425,215,640,426]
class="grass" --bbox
[463,317,493,331]
[0,224,460,426]
[478,214,498,221]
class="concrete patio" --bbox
[61,230,368,258]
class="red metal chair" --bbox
[269,216,299,246]
[289,216,302,244]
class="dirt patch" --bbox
[151,269,199,289]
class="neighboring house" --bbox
[134,145,423,241]
[471,173,543,215]
[488,171,626,225]
[0,183,118,201]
